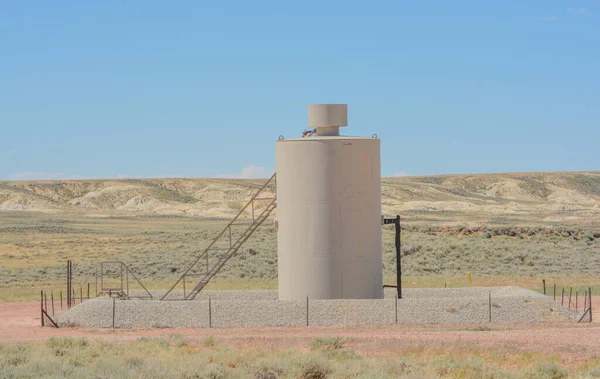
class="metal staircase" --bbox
[160,173,277,300]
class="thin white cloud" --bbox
[540,16,559,21]
[568,8,586,14]
[216,165,275,179]
[6,172,76,181]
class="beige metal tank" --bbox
[276,105,382,300]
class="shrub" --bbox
[203,336,216,348]
[125,356,145,369]
[254,362,285,379]
[468,326,492,331]
[45,337,88,349]
[201,363,234,379]
[0,344,30,367]
[524,362,568,379]
[583,365,600,377]
[167,334,189,347]
[309,337,344,351]
[327,349,360,360]
[297,356,331,379]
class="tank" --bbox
[276,105,382,300]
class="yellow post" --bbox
[468,273,472,283]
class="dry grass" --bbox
[1,335,596,378]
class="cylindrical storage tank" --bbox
[276,136,382,300]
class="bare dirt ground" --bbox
[3,299,600,367]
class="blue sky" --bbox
[1,1,598,180]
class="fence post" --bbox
[80,287,82,304]
[584,290,588,311]
[589,287,593,323]
[561,288,565,306]
[87,283,90,299]
[40,290,44,327]
[306,296,309,327]
[542,279,546,295]
[67,260,72,308]
[51,290,55,316]
[554,282,556,301]
[569,287,572,308]
[66,261,69,308]
[489,291,492,323]
[60,290,63,309]
[576,292,578,312]
[44,292,48,313]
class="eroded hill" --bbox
[1,171,599,224]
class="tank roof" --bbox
[277,135,378,142]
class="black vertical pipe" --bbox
[395,215,402,299]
